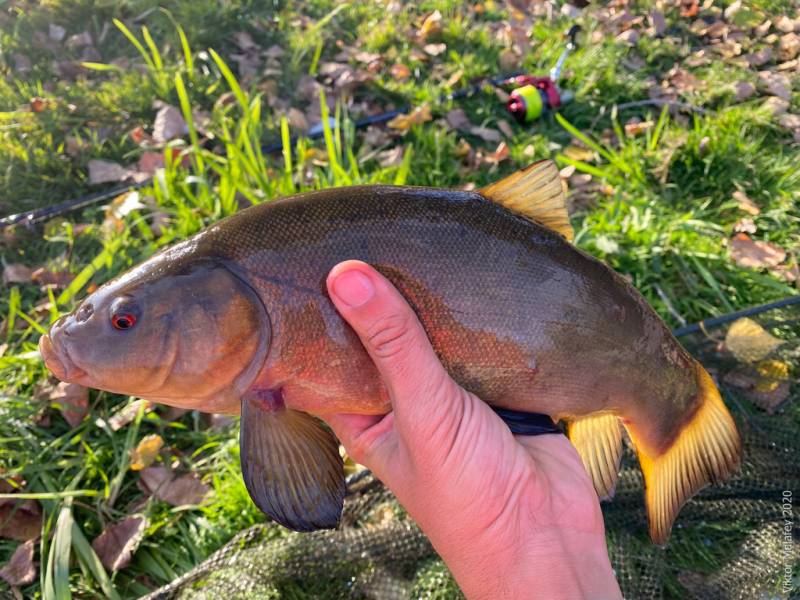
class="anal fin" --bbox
[567,413,623,501]
[240,392,345,532]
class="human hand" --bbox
[322,261,622,600]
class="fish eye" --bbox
[110,297,140,331]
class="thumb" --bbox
[326,261,462,428]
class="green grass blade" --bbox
[112,19,155,72]
[208,48,248,110]
[141,26,164,71]
[71,523,121,600]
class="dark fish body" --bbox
[40,162,741,542]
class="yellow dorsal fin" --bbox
[478,160,574,241]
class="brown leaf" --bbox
[730,233,786,269]
[497,120,514,139]
[3,264,33,285]
[445,108,470,131]
[733,81,756,101]
[624,120,654,136]
[49,382,88,428]
[778,113,800,130]
[616,29,639,46]
[138,466,174,496]
[772,263,800,282]
[137,152,165,175]
[733,217,757,234]
[88,159,131,185]
[483,142,510,164]
[48,23,66,42]
[387,105,432,131]
[376,146,405,168]
[733,190,760,215]
[286,107,309,133]
[264,44,285,59]
[29,97,51,113]
[758,71,792,100]
[649,10,666,36]
[157,474,210,506]
[745,47,772,67]
[469,126,502,143]
[679,0,699,18]
[745,379,790,413]
[130,434,164,471]
[100,399,152,431]
[30,267,74,289]
[418,10,442,42]
[423,43,446,56]
[0,500,41,541]
[152,103,188,143]
[0,540,36,587]
[725,317,784,363]
[66,31,92,49]
[390,63,411,81]
[91,515,147,571]
[232,31,258,51]
[775,16,797,34]
[762,96,790,116]
[499,49,518,72]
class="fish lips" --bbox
[39,332,87,383]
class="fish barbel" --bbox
[39,161,741,543]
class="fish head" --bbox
[39,251,269,413]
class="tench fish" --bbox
[39,161,741,543]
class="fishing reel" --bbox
[505,25,580,124]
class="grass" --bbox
[0,0,798,598]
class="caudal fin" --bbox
[624,363,741,545]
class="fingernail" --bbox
[331,269,374,308]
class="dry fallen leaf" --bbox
[725,317,784,362]
[49,382,88,428]
[733,190,760,215]
[758,71,792,100]
[387,105,432,131]
[48,23,66,42]
[91,515,147,571]
[3,264,33,285]
[624,120,654,136]
[130,434,164,471]
[730,233,786,269]
[775,16,797,33]
[745,47,772,67]
[97,399,152,431]
[88,159,131,185]
[733,81,756,101]
[31,267,74,289]
[423,43,446,56]
[745,379,790,413]
[779,32,800,61]
[418,10,442,41]
[563,145,595,161]
[762,96,790,117]
[376,146,405,168]
[445,108,470,131]
[158,474,210,506]
[152,103,188,143]
[0,540,36,587]
[733,217,756,234]
[390,63,411,81]
[0,500,41,541]
[469,126,502,143]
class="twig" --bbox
[653,283,687,327]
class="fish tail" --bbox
[623,362,741,545]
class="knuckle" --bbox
[365,312,415,361]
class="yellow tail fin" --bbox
[624,363,742,545]
[567,413,623,501]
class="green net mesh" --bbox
[144,302,800,600]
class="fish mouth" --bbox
[39,333,87,382]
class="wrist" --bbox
[434,525,621,600]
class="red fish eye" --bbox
[112,313,137,330]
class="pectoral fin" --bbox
[240,394,345,532]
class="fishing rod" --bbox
[671,295,800,337]
[1,26,581,229]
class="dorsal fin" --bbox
[478,160,574,241]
